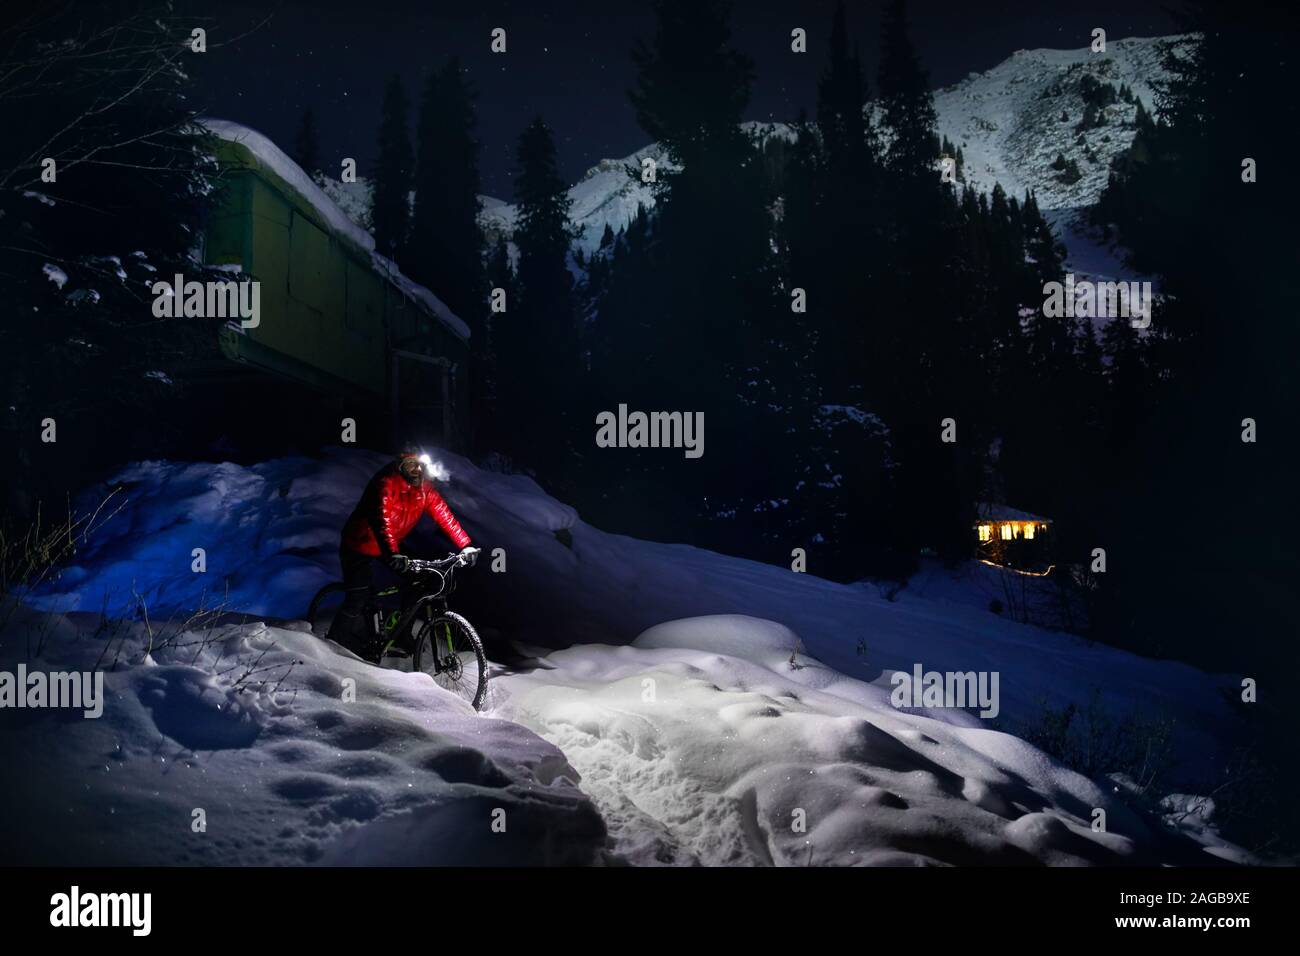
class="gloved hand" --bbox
[457,546,481,567]
[386,553,410,573]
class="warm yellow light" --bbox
[1000,523,1013,540]
[978,524,992,542]
[1023,523,1035,540]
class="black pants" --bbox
[328,546,379,647]
[339,546,376,612]
[329,547,414,650]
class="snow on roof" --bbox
[201,118,375,251]
[199,118,469,342]
[976,501,1051,524]
[370,251,470,341]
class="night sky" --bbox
[183,0,1180,200]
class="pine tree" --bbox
[408,60,487,323]
[629,0,754,174]
[1083,6,1299,715]
[1098,312,1146,449]
[512,119,577,319]
[477,236,515,452]
[817,2,870,178]
[770,5,903,578]
[872,0,973,562]
[596,0,781,551]
[408,59,491,449]
[1021,191,1065,282]
[496,117,580,470]
[622,0,772,398]
[811,1,880,400]
[292,107,320,177]
[484,238,516,310]
[877,0,939,184]
[372,74,413,260]
[0,3,217,519]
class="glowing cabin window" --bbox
[1023,523,1035,540]
[1001,523,1013,541]
[978,524,992,542]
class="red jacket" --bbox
[342,462,471,557]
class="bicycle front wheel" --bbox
[412,611,488,711]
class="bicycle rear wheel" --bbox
[412,611,488,711]
[307,582,346,636]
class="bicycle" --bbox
[307,551,488,711]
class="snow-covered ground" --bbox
[1046,206,1159,301]
[9,447,1248,865]
[0,604,603,865]
[495,615,1220,865]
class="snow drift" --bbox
[32,447,1242,775]
[0,604,603,865]
[498,614,1230,865]
[10,446,1250,865]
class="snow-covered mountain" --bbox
[320,37,1180,285]
[933,36,1174,211]
[478,123,793,256]
[480,141,659,254]
[475,36,1180,258]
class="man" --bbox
[328,451,479,660]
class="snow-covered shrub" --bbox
[1013,689,1177,802]
[0,491,123,635]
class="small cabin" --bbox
[974,502,1052,571]
[975,503,1050,544]
[198,119,470,450]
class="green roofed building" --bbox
[199,119,470,450]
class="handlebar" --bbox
[402,550,477,575]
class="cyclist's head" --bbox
[396,450,443,486]
[397,451,425,486]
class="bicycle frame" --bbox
[311,549,486,709]
[379,554,470,669]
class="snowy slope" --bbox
[32,447,1241,765]
[495,615,1226,865]
[480,142,665,256]
[0,604,604,865]
[930,36,1181,290]
[21,447,1250,866]
[933,36,1176,211]
[479,123,792,258]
